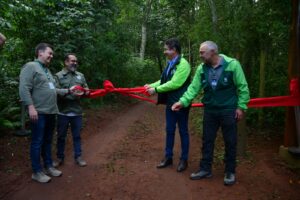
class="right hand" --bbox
[171,102,183,111]
[28,105,38,122]
[144,84,151,90]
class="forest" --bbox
[0,0,292,132]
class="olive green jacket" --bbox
[19,60,68,114]
[55,68,88,115]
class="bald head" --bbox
[199,41,219,65]
[0,33,6,48]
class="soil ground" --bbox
[1,102,300,200]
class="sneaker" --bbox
[224,173,236,186]
[45,167,62,177]
[190,170,212,180]
[32,171,51,183]
[53,159,64,167]
[75,157,87,167]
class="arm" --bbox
[19,64,34,106]
[179,65,203,107]
[233,61,250,111]
[54,75,70,96]
[19,64,38,121]
[149,80,160,88]
[155,61,191,93]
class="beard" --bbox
[68,64,77,72]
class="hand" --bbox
[171,102,183,111]
[28,105,38,122]
[144,84,151,90]
[235,108,244,121]
[84,88,90,96]
[147,87,156,95]
[70,85,84,96]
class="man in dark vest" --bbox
[145,38,191,172]
[172,41,250,185]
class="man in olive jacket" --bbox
[145,38,191,172]
[19,43,71,183]
[172,41,250,185]
[53,53,89,167]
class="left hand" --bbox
[70,85,85,96]
[147,87,156,95]
[235,108,244,121]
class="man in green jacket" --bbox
[19,43,71,183]
[53,53,89,167]
[145,38,191,172]
[172,41,250,185]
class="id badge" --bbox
[211,79,217,87]
[48,82,55,89]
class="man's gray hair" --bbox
[200,41,218,53]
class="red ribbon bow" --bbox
[74,79,300,108]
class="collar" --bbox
[209,56,224,70]
[35,59,46,68]
[62,68,79,75]
[168,55,179,65]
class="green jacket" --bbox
[179,54,250,111]
[150,57,191,105]
[19,60,61,114]
[55,68,88,115]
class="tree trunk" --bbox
[140,24,147,60]
[207,0,217,34]
[258,49,266,129]
[284,0,300,147]
[139,0,153,60]
[156,51,163,73]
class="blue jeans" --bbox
[30,114,55,173]
[56,115,82,160]
[200,110,237,173]
[165,106,190,161]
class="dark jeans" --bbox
[30,114,55,173]
[56,115,82,160]
[200,110,237,173]
[165,106,190,161]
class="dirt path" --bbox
[1,102,300,200]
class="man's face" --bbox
[199,45,214,64]
[163,44,177,60]
[39,47,53,65]
[65,55,78,72]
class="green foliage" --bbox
[0,0,293,133]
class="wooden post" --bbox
[237,116,247,157]
[284,0,300,147]
[14,103,31,137]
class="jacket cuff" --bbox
[179,99,189,108]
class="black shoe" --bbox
[190,170,212,180]
[177,160,188,172]
[156,158,173,168]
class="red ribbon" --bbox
[75,79,300,108]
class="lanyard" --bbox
[36,61,52,81]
